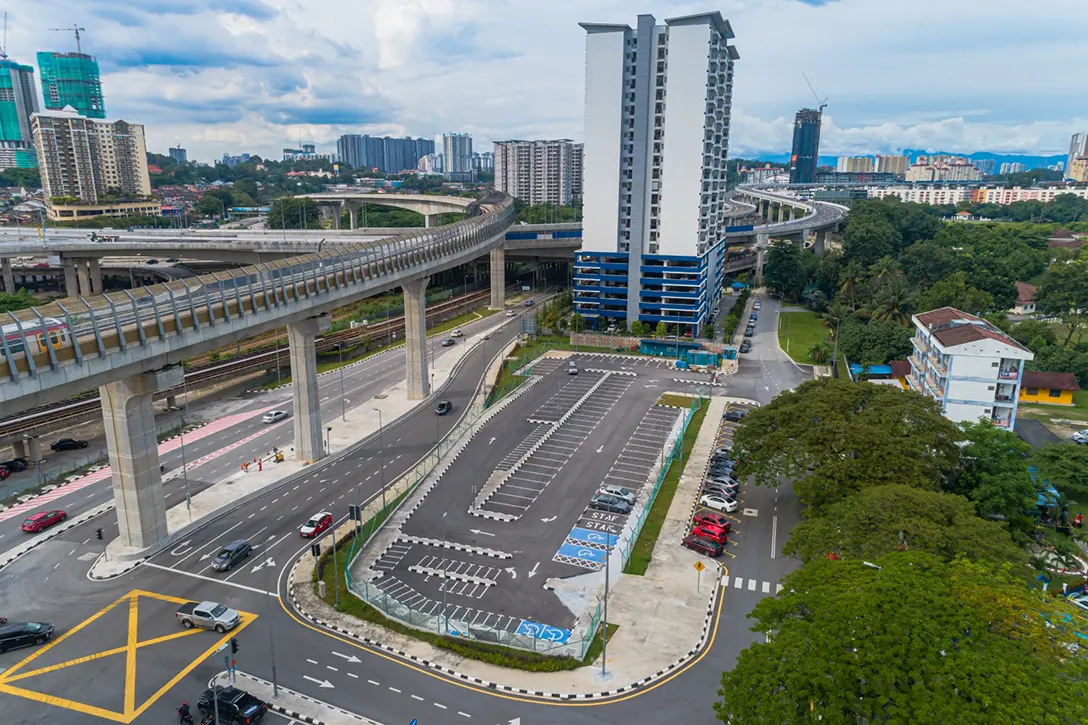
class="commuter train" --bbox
[0,317,70,356]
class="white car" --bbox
[1068,594,1088,611]
[262,410,288,424]
[450,329,464,338]
[597,485,636,504]
[1071,430,1088,445]
[700,494,738,513]
[505,310,516,318]
[753,301,761,310]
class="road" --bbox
[0,292,811,725]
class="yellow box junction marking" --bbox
[0,589,257,723]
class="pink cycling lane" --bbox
[0,404,281,523]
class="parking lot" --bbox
[363,353,693,641]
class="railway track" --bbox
[0,287,501,441]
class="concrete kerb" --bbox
[210,670,379,725]
[0,502,113,572]
[471,370,615,516]
[85,323,507,580]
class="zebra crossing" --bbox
[723,575,783,595]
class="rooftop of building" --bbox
[1021,370,1081,391]
[914,307,1030,353]
[1015,281,1037,304]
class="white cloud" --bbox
[5,0,1087,162]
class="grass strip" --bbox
[625,401,709,575]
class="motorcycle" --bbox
[0,616,7,625]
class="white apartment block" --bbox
[836,156,874,173]
[493,139,583,205]
[442,132,473,176]
[975,186,1088,204]
[874,155,908,175]
[32,107,151,216]
[867,186,972,205]
[907,307,1033,429]
[575,12,738,335]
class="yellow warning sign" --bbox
[693,561,706,572]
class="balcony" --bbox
[994,394,1014,403]
[997,369,1019,380]
[991,417,1012,429]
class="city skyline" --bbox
[1,0,1085,162]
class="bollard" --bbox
[258,460,263,471]
[318,581,327,599]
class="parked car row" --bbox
[1071,429,1088,445]
[684,407,750,558]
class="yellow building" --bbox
[1019,371,1080,406]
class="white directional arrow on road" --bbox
[505,567,517,579]
[509,718,521,725]
[528,562,539,579]
[469,528,495,537]
[250,557,275,573]
[170,540,192,556]
[489,437,496,445]
[596,446,604,454]
[332,651,361,663]
[303,675,334,688]
[199,549,217,561]
[541,516,557,523]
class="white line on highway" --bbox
[388,687,401,693]
[69,549,76,556]
[277,515,284,521]
[144,562,276,596]
[248,513,255,519]
[346,672,358,679]
[770,515,778,560]
[411,695,424,701]
[326,665,338,672]
[434,703,447,710]
[457,711,471,718]
[53,562,60,570]
[367,680,379,686]
[307,659,318,664]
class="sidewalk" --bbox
[290,395,731,697]
[90,320,507,576]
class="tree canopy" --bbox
[948,421,1037,521]
[732,378,962,511]
[784,485,1025,567]
[715,553,1088,724]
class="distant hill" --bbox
[747,149,1067,171]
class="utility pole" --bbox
[49,24,86,53]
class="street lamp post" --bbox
[336,344,346,420]
[463,274,472,319]
[442,511,449,634]
[374,408,386,511]
[265,565,280,697]
[601,539,611,678]
[325,425,332,455]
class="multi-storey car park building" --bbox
[493,139,584,205]
[907,307,1033,430]
[575,11,738,336]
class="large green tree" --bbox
[835,317,913,364]
[715,554,1088,724]
[1036,261,1088,346]
[732,379,961,511]
[947,421,1036,521]
[784,486,1025,567]
[842,215,899,267]
[916,270,995,315]
[762,242,813,300]
[1033,444,1088,499]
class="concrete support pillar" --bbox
[76,259,91,297]
[62,258,79,298]
[288,315,331,464]
[776,205,785,224]
[101,366,184,549]
[88,257,102,294]
[334,203,342,230]
[165,395,177,409]
[755,247,766,286]
[402,277,431,401]
[1,257,14,294]
[348,204,358,231]
[815,230,827,259]
[489,247,506,310]
[11,439,26,459]
[424,214,438,228]
[27,436,41,463]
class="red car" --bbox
[21,510,67,533]
[299,511,333,538]
[692,512,731,533]
[0,467,8,481]
[681,534,723,557]
[691,524,729,545]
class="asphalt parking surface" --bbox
[376,356,690,643]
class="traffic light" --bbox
[95,528,103,540]
[349,504,361,522]
[311,542,321,558]
[230,637,239,655]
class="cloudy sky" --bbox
[9,0,1087,162]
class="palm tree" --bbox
[869,256,900,289]
[872,280,915,326]
[838,260,863,309]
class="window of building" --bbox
[1049,389,1063,398]
[991,361,999,367]
[987,386,995,391]
[1025,388,1038,396]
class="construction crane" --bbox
[49,24,86,54]
[0,13,8,60]
[802,73,827,114]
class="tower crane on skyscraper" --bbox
[802,73,827,114]
[49,24,87,54]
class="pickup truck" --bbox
[197,685,268,724]
[176,601,241,633]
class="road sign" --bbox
[693,561,705,572]
[522,285,530,291]
[411,720,418,725]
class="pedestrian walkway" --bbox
[724,575,783,595]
